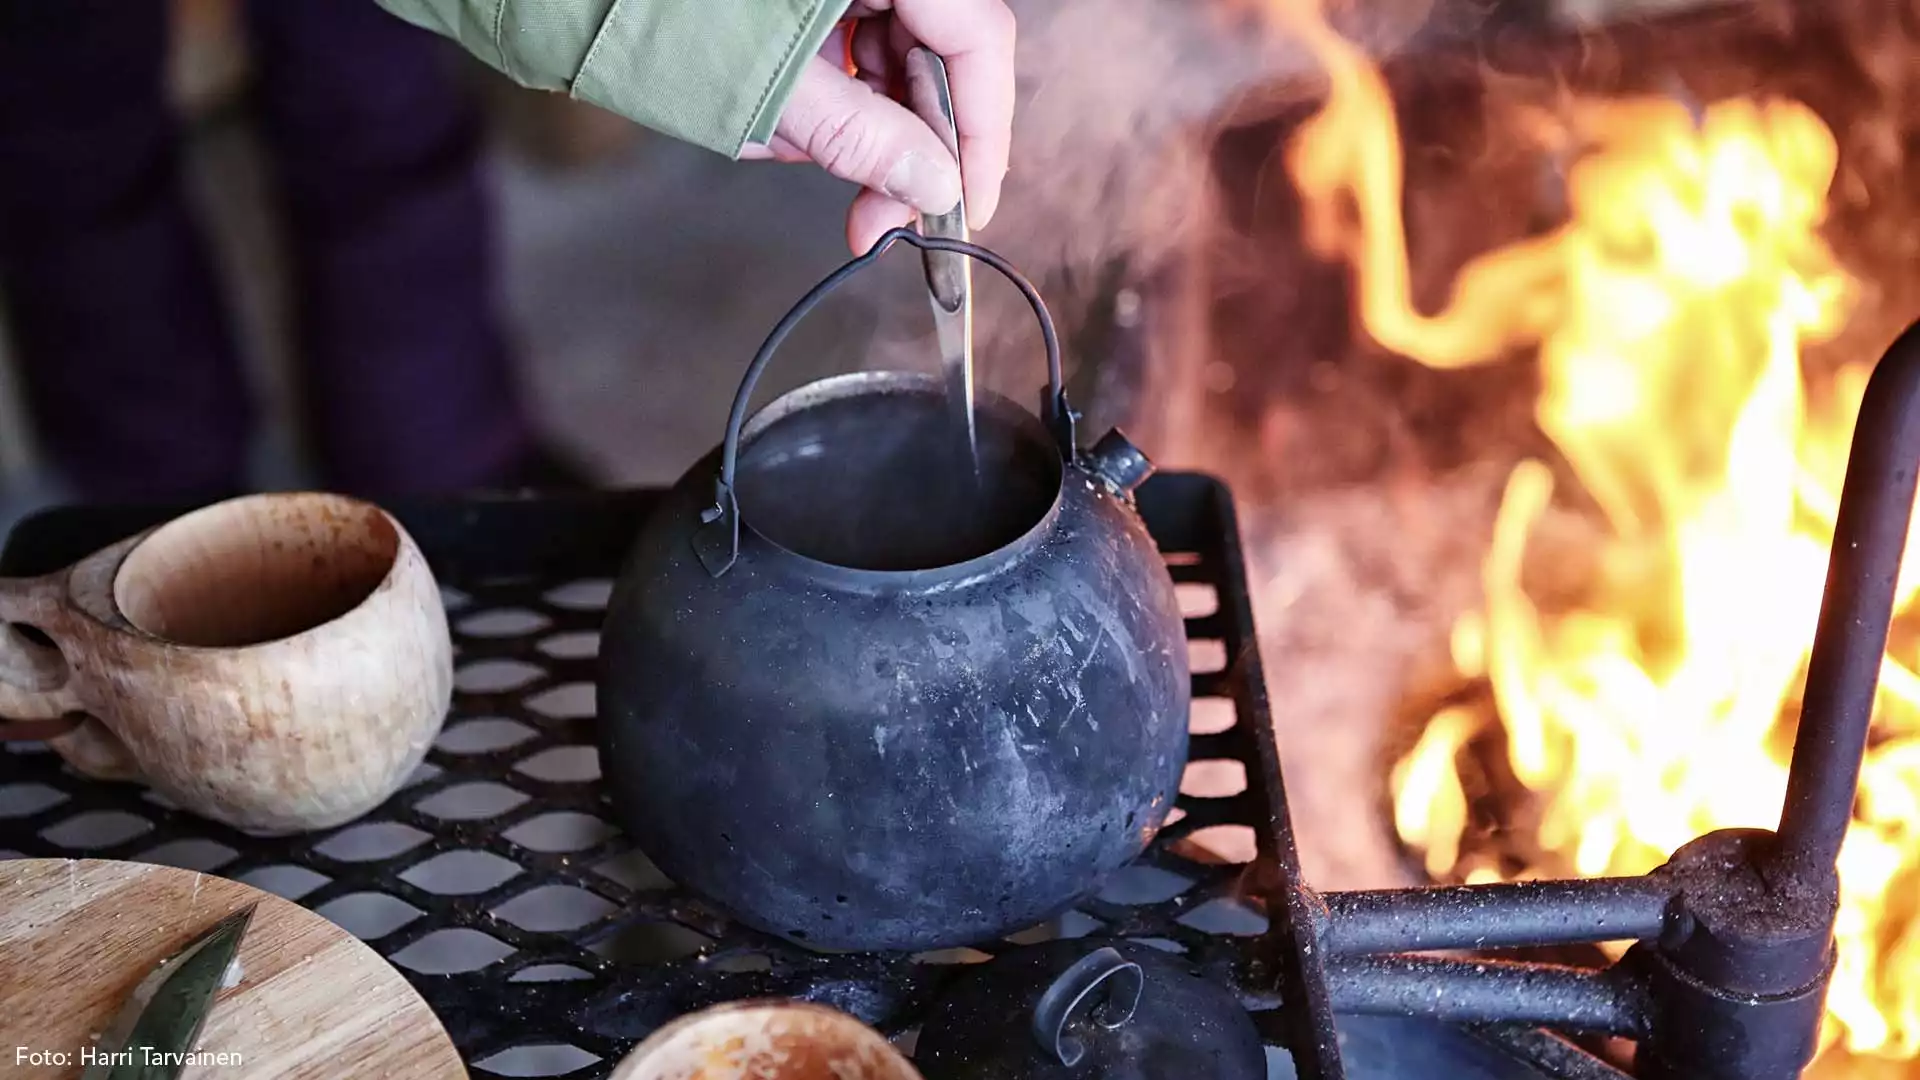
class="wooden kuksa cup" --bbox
[610,1001,923,1080]
[0,493,453,834]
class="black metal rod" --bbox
[1321,877,1672,955]
[1324,955,1648,1038]
[1199,479,1347,1080]
[1777,319,1920,880]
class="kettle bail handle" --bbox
[694,228,1070,578]
[1032,946,1146,1068]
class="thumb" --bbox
[774,54,962,216]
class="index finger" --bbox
[886,0,1016,228]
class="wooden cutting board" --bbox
[0,858,464,1079]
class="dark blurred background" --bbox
[0,0,1692,538]
[0,0,939,532]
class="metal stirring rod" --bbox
[904,48,978,482]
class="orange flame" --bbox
[1271,0,1920,1068]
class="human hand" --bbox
[741,0,1016,254]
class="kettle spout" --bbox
[1083,429,1156,497]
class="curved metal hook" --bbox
[1032,946,1146,1067]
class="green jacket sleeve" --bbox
[373,0,852,157]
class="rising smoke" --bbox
[861,0,1454,404]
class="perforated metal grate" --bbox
[0,478,1327,1079]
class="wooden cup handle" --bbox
[0,575,82,741]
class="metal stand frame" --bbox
[4,316,1912,1078]
[1266,321,1920,1079]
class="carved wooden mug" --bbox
[0,493,453,834]
[610,1001,923,1080]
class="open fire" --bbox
[1265,0,1920,1072]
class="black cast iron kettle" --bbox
[596,229,1191,953]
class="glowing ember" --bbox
[1269,0,1920,1068]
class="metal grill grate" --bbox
[0,476,1325,1078]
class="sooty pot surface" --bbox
[596,371,1190,952]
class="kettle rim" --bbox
[725,369,1071,587]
